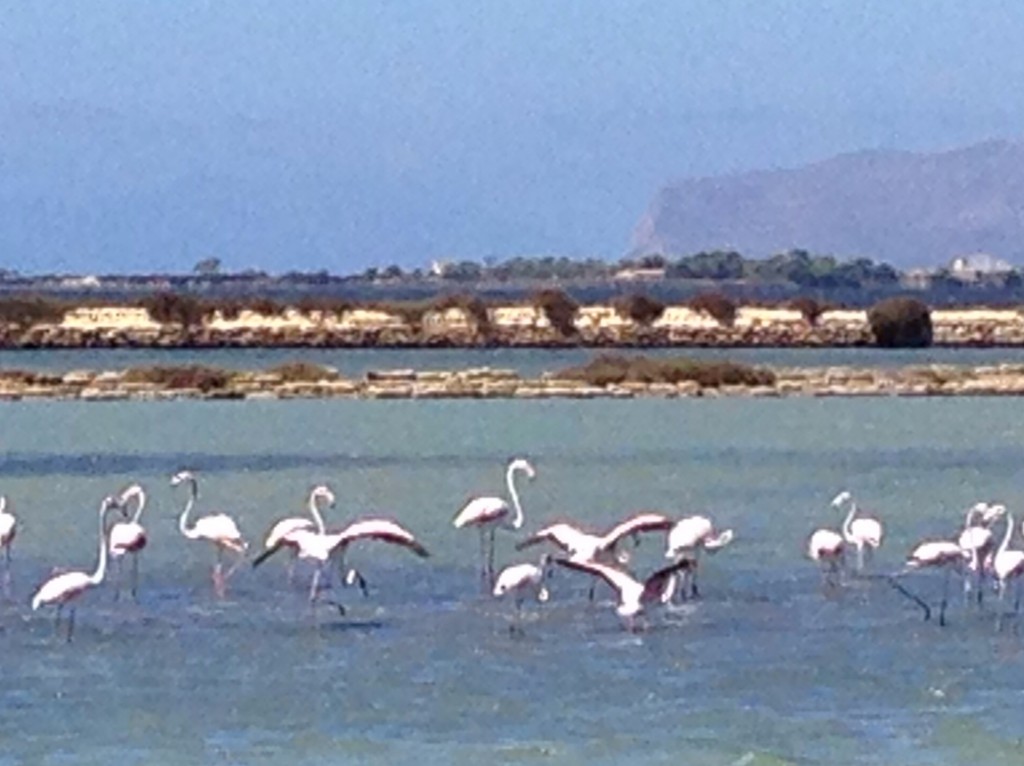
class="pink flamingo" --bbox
[453,458,535,587]
[31,495,121,641]
[108,484,148,600]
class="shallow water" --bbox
[6,345,1024,379]
[2,397,1024,764]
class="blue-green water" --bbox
[6,345,1024,379]
[2,396,1024,764]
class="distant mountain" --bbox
[631,140,1024,268]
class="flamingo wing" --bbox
[31,571,92,609]
[667,515,714,553]
[109,521,147,554]
[264,517,315,549]
[554,557,638,597]
[600,513,673,548]
[641,559,694,604]
[515,523,586,554]
[453,497,509,528]
[333,519,430,557]
[194,514,246,550]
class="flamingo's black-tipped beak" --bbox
[251,545,280,569]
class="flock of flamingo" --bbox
[2,456,1023,641]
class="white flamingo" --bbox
[664,514,735,599]
[554,558,693,631]
[0,495,16,594]
[108,484,148,600]
[518,513,674,563]
[254,517,429,607]
[31,495,121,641]
[807,528,845,587]
[989,512,1024,613]
[958,501,1005,604]
[259,485,334,584]
[833,491,883,572]
[453,458,535,587]
[171,470,248,597]
[903,538,971,626]
[492,554,554,634]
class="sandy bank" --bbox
[4,363,1024,401]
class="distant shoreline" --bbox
[4,362,1024,401]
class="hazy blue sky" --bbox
[2,1,1023,273]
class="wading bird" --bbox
[554,558,693,631]
[171,471,248,597]
[492,553,554,634]
[518,512,674,564]
[807,527,846,587]
[453,458,535,588]
[833,491,883,572]
[108,484,148,600]
[0,495,16,594]
[903,537,971,626]
[988,511,1024,613]
[31,495,121,642]
[958,501,1005,604]
[664,514,735,599]
[259,485,335,584]
[254,516,429,608]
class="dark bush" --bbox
[689,292,737,326]
[613,293,666,326]
[295,296,353,317]
[0,295,67,326]
[122,365,232,392]
[430,293,493,337]
[556,353,776,388]
[788,296,827,325]
[868,297,933,348]
[267,361,339,382]
[140,292,207,327]
[532,288,579,336]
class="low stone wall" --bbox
[5,364,1024,401]
[3,304,1024,348]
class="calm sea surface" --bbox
[2,392,1024,763]
[5,345,1024,378]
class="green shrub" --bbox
[788,296,827,325]
[556,353,775,388]
[267,361,339,382]
[140,292,208,327]
[868,297,932,348]
[532,288,579,336]
[0,295,67,326]
[122,365,232,392]
[689,292,737,326]
[613,293,666,326]
[430,293,493,337]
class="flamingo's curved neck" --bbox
[964,505,981,531]
[0,496,6,515]
[130,489,146,524]
[998,512,1015,558]
[506,464,526,530]
[89,504,112,585]
[309,491,328,534]
[178,479,199,539]
[841,501,858,541]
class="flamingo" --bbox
[833,491,883,572]
[171,470,248,597]
[31,495,121,642]
[453,457,536,588]
[807,528,845,587]
[0,495,16,594]
[958,501,1005,604]
[903,538,971,626]
[108,484,148,600]
[517,513,674,563]
[253,517,429,608]
[259,485,334,584]
[554,558,693,631]
[664,514,735,599]
[988,511,1024,613]
[492,554,554,634]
